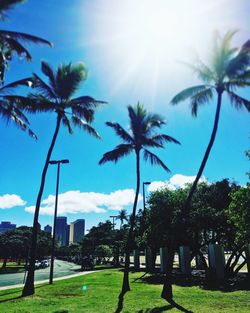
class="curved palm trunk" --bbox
[22,115,62,297]
[183,90,223,216]
[121,150,140,294]
[161,90,223,302]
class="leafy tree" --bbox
[99,102,180,293]
[162,31,250,302]
[94,244,113,262]
[0,0,52,84]
[10,61,104,296]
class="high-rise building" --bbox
[69,219,85,244]
[44,224,52,234]
[66,224,70,246]
[0,221,16,233]
[55,217,68,246]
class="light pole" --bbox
[49,159,69,284]
[109,215,118,230]
[143,181,151,211]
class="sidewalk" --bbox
[0,270,96,291]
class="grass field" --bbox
[0,262,25,274]
[0,269,249,313]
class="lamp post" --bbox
[143,181,151,211]
[109,215,118,230]
[49,159,69,284]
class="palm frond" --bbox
[4,94,55,113]
[190,87,214,116]
[183,61,214,83]
[99,144,133,165]
[62,115,73,134]
[0,0,25,21]
[171,85,209,105]
[0,30,52,46]
[106,121,133,143]
[0,77,32,93]
[227,91,250,111]
[70,96,106,108]
[71,115,100,138]
[33,73,56,100]
[143,149,170,172]
[41,61,56,91]
[1,36,32,60]
[149,134,181,145]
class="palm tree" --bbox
[99,102,180,293]
[0,77,36,138]
[6,61,104,296]
[0,0,52,84]
[161,30,250,302]
[116,209,128,229]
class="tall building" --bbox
[44,224,52,234]
[55,217,68,246]
[69,219,85,244]
[0,221,16,233]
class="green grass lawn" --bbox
[0,269,249,313]
[0,262,25,274]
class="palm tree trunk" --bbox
[161,90,223,303]
[182,90,223,216]
[121,150,140,294]
[22,114,62,297]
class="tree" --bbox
[9,61,104,296]
[0,0,52,84]
[116,209,128,229]
[162,31,250,302]
[99,102,180,293]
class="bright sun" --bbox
[83,0,243,102]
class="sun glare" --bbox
[83,0,244,103]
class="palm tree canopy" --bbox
[116,209,128,225]
[171,30,250,116]
[4,61,105,137]
[0,76,36,138]
[99,102,180,172]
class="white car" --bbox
[35,260,41,269]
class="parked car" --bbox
[40,259,49,268]
[35,260,41,269]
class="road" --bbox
[0,259,81,287]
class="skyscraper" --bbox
[69,219,85,244]
[55,217,68,246]
[0,221,16,233]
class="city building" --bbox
[55,216,68,246]
[69,219,85,244]
[44,224,52,234]
[0,221,16,233]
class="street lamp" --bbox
[143,181,151,211]
[49,159,69,284]
[109,215,118,230]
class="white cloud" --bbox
[0,194,26,209]
[148,174,207,192]
[25,189,141,216]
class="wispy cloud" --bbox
[25,189,141,216]
[148,174,207,192]
[0,194,26,209]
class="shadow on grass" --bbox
[136,300,193,313]
[0,283,49,303]
[114,290,127,313]
[136,271,250,292]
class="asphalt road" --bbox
[0,259,81,287]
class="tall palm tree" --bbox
[0,76,36,138]
[161,30,250,302]
[99,103,180,293]
[0,0,52,84]
[116,209,128,229]
[7,61,104,296]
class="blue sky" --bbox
[0,0,249,231]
